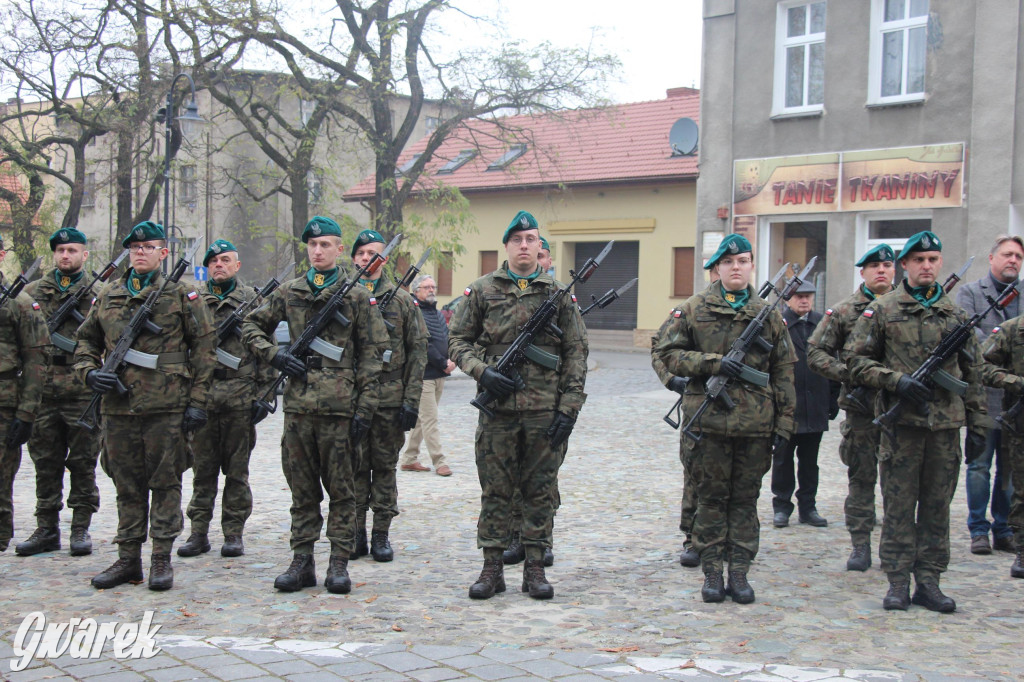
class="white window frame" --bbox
[771,0,827,118]
[179,164,197,202]
[307,170,322,205]
[867,0,929,106]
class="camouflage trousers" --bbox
[282,413,355,556]
[101,413,190,559]
[27,398,101,529]
[186,409,255,536]
[684,433,772,573]
[679,437,697,535]
[477,412,561,561]
[507,439,566,540]
[878,426,960,583]
[838,411,880,544]
[0,408,20,549]
[354,406,403,533]
[999,432,1024,548]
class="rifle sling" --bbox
[304,355,353,370]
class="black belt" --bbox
[379,367,404,382]
[51,355,72,366]
[0,369,17,380]
[305,356,353,370]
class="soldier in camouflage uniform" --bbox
[242,216,387,594]
[177,240,275,560]
[449,210,588,600]
[846,231,989,613]
[348,229,427,563]
[17,228,102,558]
[653,234,796,605]
[806,244,895,572]
[75,221,216,591]
[0,236,46,554]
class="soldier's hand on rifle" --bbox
[964,430,987,463]
[250,401,270,425]
[718,356,744,380]
[895,374,933,406]
[479,367,517,400]
[182,406,208,436]
[4,418,32,448]
[271,348,306,377]
[349,414,371,445]
[547,412,576,448]
[398,405,418,431]
[86,369,119,394]
[667,376,690,395]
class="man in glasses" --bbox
[75,221,216,591]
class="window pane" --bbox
[881,30,904,96]
[909,0,928,17]
[809,2,826,33]
[786,45,806,107]
[808,41,825,104]
[884,0,905,22]
[787,5,806,37]
[907,26,926,93]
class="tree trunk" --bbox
[288,170,309,270]
[115,128,136,238]
[61,141,88,229]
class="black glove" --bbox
[772,434,789,452]
[349,414,371,446]
[547,412,576,448]
[251,401,270,425]
[718,356,744,379]
[182,406,208,436]
[398,405,418,431]
[828,404,840,421]
[895,375,932,405]
[271,349,306,378]
[667,376,690,395]
[86,369,119,394]
[479,367,518,400]
[5,418,32,448]
[964,430,987,464]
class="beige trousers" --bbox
[400,378,447,467]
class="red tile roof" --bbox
[0,173,29,225]
[344,88,700,200]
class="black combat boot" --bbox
[274,554,316,592]
[543,547,554,567]
[15,526,60,556]
[176,532,211,557]
[882,578,910,610]
[679,537,700,567]
[352,528,369,559]
[522,559,554,599]
[69,527,92,556]
[221,535,244,557]
[846,542,871,572]
[324,556,352,594]
[149,553,174,591]
[1012,548,1024,579]
[911,582,956,613]
[701,571,726,603]
[503,531,525,565]
[726,571,755,604]
[91,557,144,589]
[370,531,394,562]
[469,557,506,599]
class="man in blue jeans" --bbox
[956,235,1022,555]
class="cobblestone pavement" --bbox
[1,351,1022,681]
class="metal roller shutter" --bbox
[572,240,639,330]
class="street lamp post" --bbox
[160,72,205,273]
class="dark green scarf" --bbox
[906,281,943,308]
[306,267,339,295]
[507,266,541,291]
[358,278,380,295]
[54,269,84,293]
[125,268,157,296]
[208,278,236,300]
[720,284,750,310]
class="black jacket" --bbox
[418,299,450,380]
[783,307,840,433]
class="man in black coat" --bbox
[772,279,840,528]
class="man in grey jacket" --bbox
[956,235,1023,555]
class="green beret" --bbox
[121,221,165,247]
[855,243,896,267]
[502,210,539,244]
[350,229,386,258]
[301,216,342,243]
[203,239,237,266]
[704,234,752,270]
[49,227,87,251]
[898,231,942,258]
[539,236,550,252]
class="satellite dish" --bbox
[669,117,699,156]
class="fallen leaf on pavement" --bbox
[597,646,639,653]
[391,624,403,632]
[680,660,696,669]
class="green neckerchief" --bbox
[720,283,750,310]
[208,277,236,300]
[54,269,84,293]
[358,277,380,295]
[861,283,877,301]
[507,266,541,291]
[906,280,943,308]
[126,268,157,296]
[306,267,339,295]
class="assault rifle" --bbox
[874,277,1024,445]
[997,394,1024,435]
[846,256,973,413]
[663,264,789,430]
[470,240,614,418]
[376,247,431,331]
[256,233,402,414]
[579,277,637,317]
[0,257,42,309]
[77,241,201,431]
[214,263,295,369]
[48,250,130,353]
[681,258,817,442]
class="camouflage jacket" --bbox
[448,264,588,418]
[73,269,217,415]
[205,280,276,412]
[241,273,388,419]
[979,314,1024,430]
[25,271,95,400]
[372,280,428,410]
[651,307,683,387]
[653,281,797,438]
[845,283,989,431]
[0,279,47,421]
[806,286,887,415]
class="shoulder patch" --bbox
[187,291,199,301]
[825,308,833,316]
[992,326,1001,334]
[31,301,40,310]
[673,310,682,318]
[413,299,419,307]
[369,297,377,305]
[91,297,97,306]
[464,287,472,297]
[571,294,577,303]
[783,318,788,326]
[862,309,874,318]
